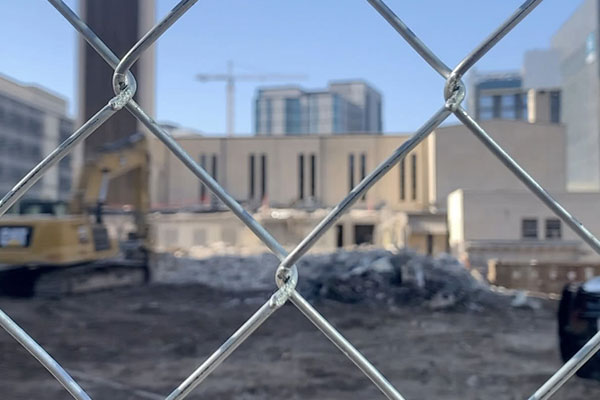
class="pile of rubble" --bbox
[151,249,499,310]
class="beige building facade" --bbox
[153,120,565,211]
[139,120,574,260]
[448,190,600,268]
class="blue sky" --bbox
[0,0,582,135]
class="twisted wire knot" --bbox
[443,73,466,112]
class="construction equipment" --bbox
[558,278,600,380]
[196,60,306,135]
[0,133,150,297]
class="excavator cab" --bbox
[18,199,69,216]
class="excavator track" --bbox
[0,260,149,298]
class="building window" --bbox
[479,95,493,108]
[479,108,493,120]
[501,107,516,120]
[399,159,406,201]
[522,218,538,239]
[308,97,319,134]
[310,154,316,198]
[520,92,528,117]
[360,153,366,200]
[426,234,433,255]
[199,154,207,202]
[492,95,502,118]
[333,95,342,133]
[298,154,305,200]
[285,98,302,134]
[354,224,374,245]
[265,98,272,135]
[254,98,260,134]
[210,154,217,206]
[261,154,267,200]
[550,91,560,124]
[501,95,517,120]
[348,154,355,192]
[336,224,344,248]
[545,218,561,239]
[515,92,527,120]
[411,154,417,201]
[249,154,255,199]
[211,154,217,181]
[477,95,494,121]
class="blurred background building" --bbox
[78,0,156,205]
[0,75,73,201]
[552,0,600,191]
[254,80,382,135]
[467,50,561,124]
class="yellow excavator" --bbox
[0,133,150,297]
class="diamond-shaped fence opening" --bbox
[0,0,599,399]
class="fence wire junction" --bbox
[0,0,600,399]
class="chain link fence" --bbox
[0,0,599,399]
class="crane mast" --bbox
[196,61,306,135]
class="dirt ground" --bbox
[0,283,599,400]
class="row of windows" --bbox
[0,108,44,136]
[478,93,527,121]
[477,90,560,123]
[346,152,419,203]
[0,136,41,160]
[521,218,561,240]
[257,94,380,135]
[0,165,33,182]
[58,154,72,172]
[59,118,74,141]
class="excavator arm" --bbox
[69,132,150,239]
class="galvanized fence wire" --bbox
[0,0,598,398]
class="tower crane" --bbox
[196,61,306,136]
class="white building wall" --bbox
[448,189,600,265]
[522,49,561,90]
[432,120,566,209]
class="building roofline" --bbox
[435,119,564,130]
[256,85,305,93]
[256,79,383,96]
[0,73,69,105]
[328,79,383,94]
[468,70,522,82]
[174,132,411,140]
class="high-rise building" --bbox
[78,0,156,205]
[467,71,529,121]
[467,54,561,127]
[254,80,382,135]
[0,74,73,201]
[552,0,600,191]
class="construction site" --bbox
[2,0,600,399]
[0,249,597,399]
